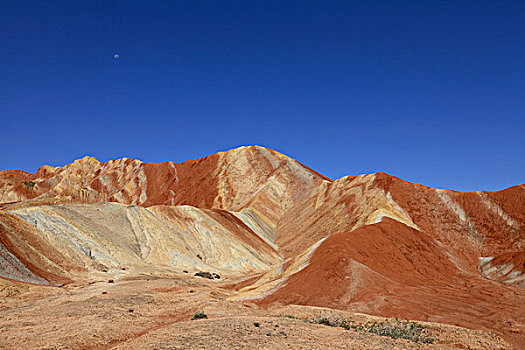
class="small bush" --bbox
[194,271,220,279]
[280,314,297,319]
[191,312,208,320]
[311,313,351,330]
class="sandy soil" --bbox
[0,273,512,350]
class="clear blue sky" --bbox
[1,1,524,191]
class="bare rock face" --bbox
[0,146,328,211]
[0,145,524,349]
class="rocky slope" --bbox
[0,145,523,349]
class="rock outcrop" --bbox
[0,145,523,347]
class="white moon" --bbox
[113,53,120,59]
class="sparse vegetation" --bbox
[351,318,434,344]
[191,312,208,320]
[311,313,351,330]
[279,314,297,319]
[194,271,220,279]
[21,180,35,188]
[310,313,435,344]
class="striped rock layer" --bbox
[0,145,524,346]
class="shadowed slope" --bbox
[0,211,81,285]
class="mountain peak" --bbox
[0,146,329,211]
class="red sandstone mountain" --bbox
[0,145,523,349]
